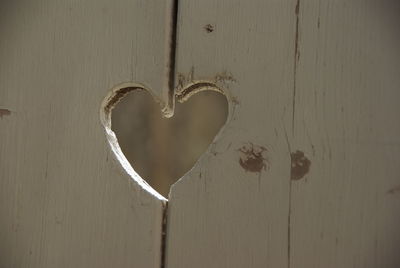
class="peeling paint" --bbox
[176,67,236,95]
[290,150,310,180]
[214,71,236,84]
[238,143,269,173]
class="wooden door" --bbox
[1,1,399,267]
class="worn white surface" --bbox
[0,1,170,267]
[290,1,400,267]
[2,1,400,267]
[167,0,400,267]
[167,1,296,267]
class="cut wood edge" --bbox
[100,79,235,200]
[100,82,167,201]
[167,79,236,197]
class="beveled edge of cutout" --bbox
[100,81,234,200]
[100,82,167,201]
[168,80,235,197]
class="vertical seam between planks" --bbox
[162,0,179,117]
[160,202,169,268]
[160,0,178,267]
[168,0,179,112]
[287,181,293,268]
[292,0,301,136]
[289,0,301,268]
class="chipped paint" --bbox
[204,24,214,33]
[238,143,269,173]
[290,150,311,180]
[176,67,236,94]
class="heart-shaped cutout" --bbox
[100,83,228,199]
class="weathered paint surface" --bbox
[0,1,173,267]
[166,1,400,268]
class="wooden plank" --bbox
[166,1,297,267]
[290,1,400,267]
[0,1,172,267]
[167,0,400,267]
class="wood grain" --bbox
[2,1,399,267]
[167,1,297,267]
[290,1,400,267]
[0,1,172,267]
[166,0,400,267]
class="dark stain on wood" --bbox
[0,108,11,118]
[290,150,311,180]
[292,0,301,133]
[295,0,300,16]
[294,0,301,62]
[387,185,400,195]
[238,143,269,173]
[204,24,214,33]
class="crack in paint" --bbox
[292,0,301,136]
[288,1,301,267]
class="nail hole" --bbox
[204,24,214,33]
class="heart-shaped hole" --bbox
[101,84,228,199]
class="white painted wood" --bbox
[0,1,172,267]
[166,0,400,267]
[2,1,399,267]
[290,1,400,267]
[166,1,297,267]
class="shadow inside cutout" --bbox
[110,88,228,198]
